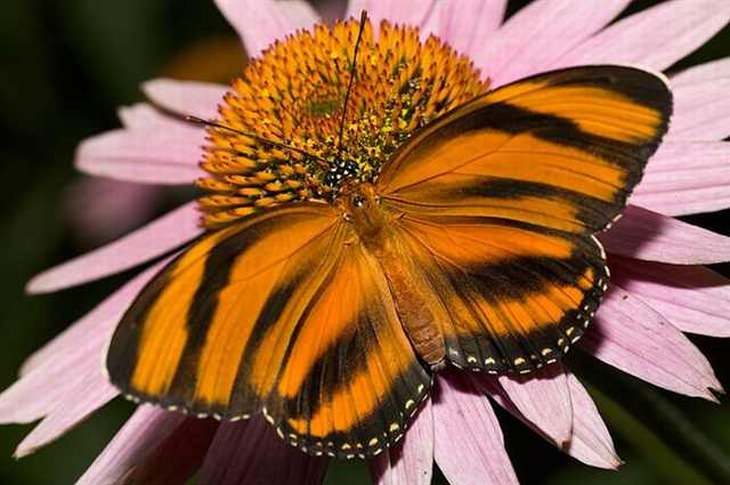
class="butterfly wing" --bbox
[107,202,430,458]
[376,66,671,373]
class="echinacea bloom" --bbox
[2,0,730,483]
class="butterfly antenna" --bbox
[336,10,368,159]
[186,115,329,169]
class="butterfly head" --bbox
[336,182,396,247]
[337,182,379,215]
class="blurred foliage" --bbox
[0,0,728,484]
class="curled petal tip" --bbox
[707,386,725,403]
[705,378,725,402]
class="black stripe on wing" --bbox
[441,238,607,374]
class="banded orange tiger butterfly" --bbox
[106,14,671,459]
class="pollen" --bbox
[197,18,488,229]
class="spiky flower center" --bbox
[197,18,489,229]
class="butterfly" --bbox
[107,64,671,459]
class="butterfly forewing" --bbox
[376,65,671,372]
[379,66,671,233]
[108,204,340,412]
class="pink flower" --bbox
[2,0,730,483]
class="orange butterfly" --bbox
[107,64,671,459]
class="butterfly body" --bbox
[108,65,672,458]
[339,182,449,367]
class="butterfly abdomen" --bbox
[379,254,447,368]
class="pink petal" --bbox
[671,57,730,87]
[0,263,168,449]
[477,371,621,469]
[78,406,217,485]
[21,261,168,376]
[199,416,328,485]
[599,205,730,265]
[562,373,621,469]
[420,0,507,56]
[116,103,212,142]
[581,285,723,400]
[75,124,205,185]
[370,401,434,485]
[26,202,201,294]
[611,256,730,338]
[557,0,730,71]
[14,380,118,458]
[632,142,730,216]
[0,334,112,426]
[482,365,573,447]
[470,0,631,87]
[142,79,228,120]
[63,177,160,246]
[346,0,437,31]
[215,0,319,57]
[117,103,170,130]
[78,407,184,483]
[1,341,111,426]
[667,75,730,141]
[433,372,518,485]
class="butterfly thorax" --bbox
[337,183,391,252]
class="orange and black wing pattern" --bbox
[378,66,671,373]
[107,203,430,458]
[107,65,671,459]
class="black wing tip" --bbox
[587,64,672,138]
[536,64,671,104]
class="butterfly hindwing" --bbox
[385,215,607,373]
[107,202,430,458]
[376,66,671,372]
[265,240,431,457]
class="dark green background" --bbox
[1,1,729,483]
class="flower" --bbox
[2,0,729,483]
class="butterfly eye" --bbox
[352,194,366,208]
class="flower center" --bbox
[197,18,489,229]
